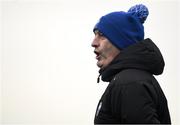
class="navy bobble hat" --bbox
[93,4,149,49]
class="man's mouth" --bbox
[94,51,101,60]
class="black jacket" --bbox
[94,38,171,124]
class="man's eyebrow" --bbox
[94,30,103,36]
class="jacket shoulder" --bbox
[113,69,153,85]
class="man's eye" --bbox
[99,32,103,36]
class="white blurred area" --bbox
[0,0,179,124]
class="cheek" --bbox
[101,46,114,59]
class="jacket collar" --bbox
[99,38,165,82]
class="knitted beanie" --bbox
[93,4,149,49]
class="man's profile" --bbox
[91,4,171,124]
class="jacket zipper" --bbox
[97,74,101,83]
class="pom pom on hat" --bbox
[93,4,149,49]
[128,4,149,24]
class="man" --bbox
[92,4,171,124]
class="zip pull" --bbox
[97,74,101,83]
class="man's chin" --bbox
[97,61,110,69]
[97,62,103,68]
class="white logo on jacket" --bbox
[96,101,102,116]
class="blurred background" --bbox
[0,0,179,124]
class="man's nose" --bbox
[91,36,99,48]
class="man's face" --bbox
[91,30,120,69]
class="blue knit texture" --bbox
[128,4,149,24]
[93,4,149,49]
